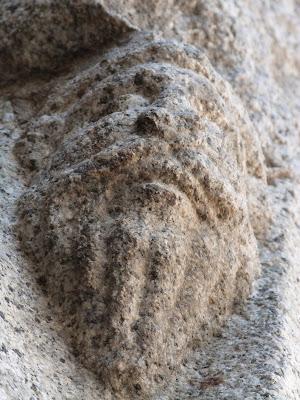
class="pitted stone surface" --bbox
[0,0,135,81]
[0,1,299,399]
[16,34,263,397]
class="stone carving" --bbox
[0,0,299,398]
[16,33,264,397]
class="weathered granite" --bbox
[15,33,264,397]
[0,1,299,399]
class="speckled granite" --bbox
[0,1,299,399]
[14,32,265,398]
[165,175,300,400]
[0,99,108,400]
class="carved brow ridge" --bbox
[50,61,230,170]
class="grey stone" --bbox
[0,1,299,399]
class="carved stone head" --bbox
[18,35,262,397]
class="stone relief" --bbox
[16,34,264,397]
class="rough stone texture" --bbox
[0,0,134,81]
[0,1,299,399]
[15,33,264,397]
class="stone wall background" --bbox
[0,1,299,399]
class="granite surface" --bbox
[0,1,299,399]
